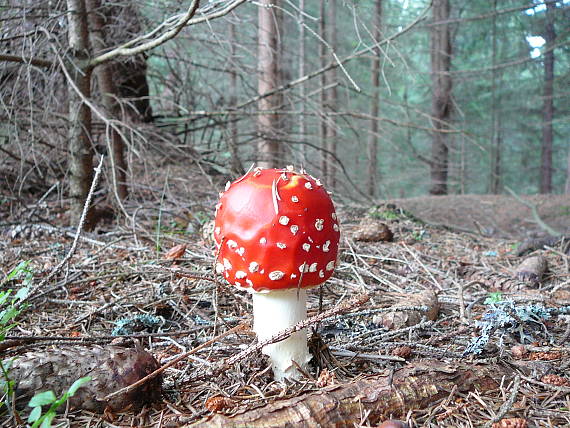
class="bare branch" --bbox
[85,0,248,69]
[0,54,53,68]
[88,0,200,68]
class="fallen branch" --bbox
[187,361,510,427]
[505,187,561,237]
[22,156,104,304]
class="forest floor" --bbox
[1,172,570,427]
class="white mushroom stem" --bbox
[252,288,311,380]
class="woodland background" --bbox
[1,1,570,427]
[1,0,569,221]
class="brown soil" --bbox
[389,194,570,239]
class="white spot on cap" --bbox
[236,247,245,256]
[279,216,290,225]
[291,196,299,203]
[260,237,267,244]
[235,271,247,279]
[246,279,253,287]
[299,263,309,273]
[281,173,288,181]
[253,167,262,177]
[215,227,221,235]
[291,274,297,279]
[249,262,259,273]
[286,165,294,171]
[316,179,322,187]
[269,271,285,280]
[332,213,337,221]
[309,263,317,273]
[235,281,241,286]
[305,182,313,190]
[223,258,232,271]
[290,225,299,235]
[326,261,335,271]
[333,224,340,232]
[323,240,331,252]
[319,270,325,278]
[315,219,324,231]
[215,263,224,274]
[225,181,231,191]
[302,243,311,252]
[277,243,287,249]
[308,237,314,243]
[260,269,265,274]
[227,240,238,249]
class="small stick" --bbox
[23,156,105,304]
[103,322,248,401]
[485,375,521,427]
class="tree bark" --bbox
[565,150,570,194]
[67,0,95,227]
[257,0,281,168]
[298,0,306,163]
[188,361,508,427]
[367,0,382,198]
[104,2,154,123]
[429,0,452,195]
[319,0,328,181]
[228,16,243,175]
[87,0,128,201]
[489,0,502,194]
[325,0,338,189]
[540,0,556,194]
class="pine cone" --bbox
[5,344,161,412]
[491,418,527,428]
[541,374,570,386]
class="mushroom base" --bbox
[252,288,311,380]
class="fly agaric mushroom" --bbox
[214,166,340,380]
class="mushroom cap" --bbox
[214,167,340,292]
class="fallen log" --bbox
[188,361,510,427]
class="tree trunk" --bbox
[100,1,153,123]
[429,0,452,195]
[367,0,382,198]
[87,0,128,201]
[489,0,501,194]
[228,17,243,175]
[298,0,306,164]
[67,0,95,227]
[319,0,328,181]
[257,0,281,168]
[565,150,570,194]
[188,361,509,427]
[540,0,556,194]
[325,0,337,189]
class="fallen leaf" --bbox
[164,244,187,260]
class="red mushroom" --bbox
[214,166,340,380]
